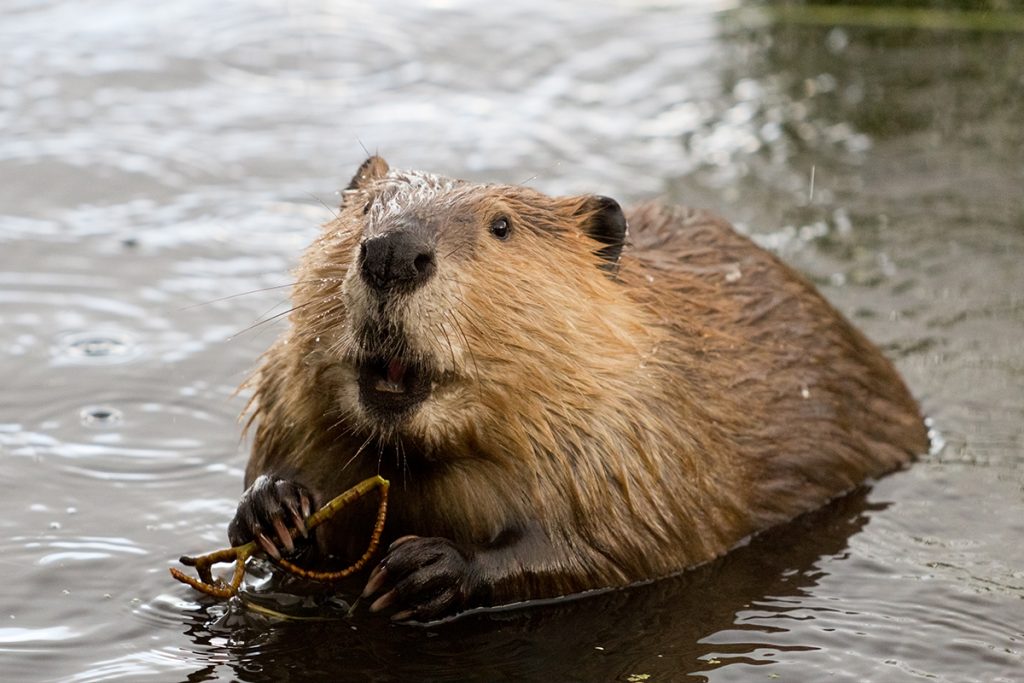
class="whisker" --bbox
[179,278,339,311]
[440,274,489,338]
[308,192,341,221]
[447,299,489,339]
[326,418,356,440]
[396,437,409,491]
[518,161,560,186]
[227,299,318,341]
[402,441,411,492]
[375,434,386,476]
[443,272,467,287]
[339,432,376,474]
[252,294,295,328]
[435,321,458,371]
[323,403,357,438]
[445,309,482,398]
[443,242,471,260]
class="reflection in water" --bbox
[0,0,1021,681]
[0,625,80,644]
[177,491,878,682]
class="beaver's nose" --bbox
[359,231,436,293]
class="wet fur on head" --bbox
[275,157,642,453]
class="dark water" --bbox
[2,1,1022,681]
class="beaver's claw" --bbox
[360,535,478,622]
[227,475,317,561]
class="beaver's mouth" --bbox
[357,356,432,416]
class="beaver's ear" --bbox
[577,195,628,273]
[345,156,389,191]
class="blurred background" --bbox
[1,1,1021,681]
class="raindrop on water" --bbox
[80,405,124,427]
[70,337,128,357]
[55,330,138,364]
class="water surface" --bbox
[1,1,1022,681]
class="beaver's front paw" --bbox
[361,536,479,622]
[227,475,318,561]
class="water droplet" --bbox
[69,337,127,357]
[80,405,124,427]
[55,331,138,364]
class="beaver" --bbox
[227,155,928,621]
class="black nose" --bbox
[359,231,436,293]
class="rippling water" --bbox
[1,1,1021,681]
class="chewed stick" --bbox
[170,475,390,599]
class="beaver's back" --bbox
[624,202,928,529]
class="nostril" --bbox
[413,252,433,275]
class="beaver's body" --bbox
[229,157,927,620]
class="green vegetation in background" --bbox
[735,3,1024,31]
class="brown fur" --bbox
[241,158,928,606]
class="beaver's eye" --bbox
[489,217,510,240]
[362,199,373,215]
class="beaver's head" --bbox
[290,156,643,454]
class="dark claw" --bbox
[369,590,396,613]
[360,536,478,622]
[362,563,388,598]
[286,501,307,539]
[271,517,294,553]
[227,475,319,560]
[257,532,281,561]
[388,535,418,552]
